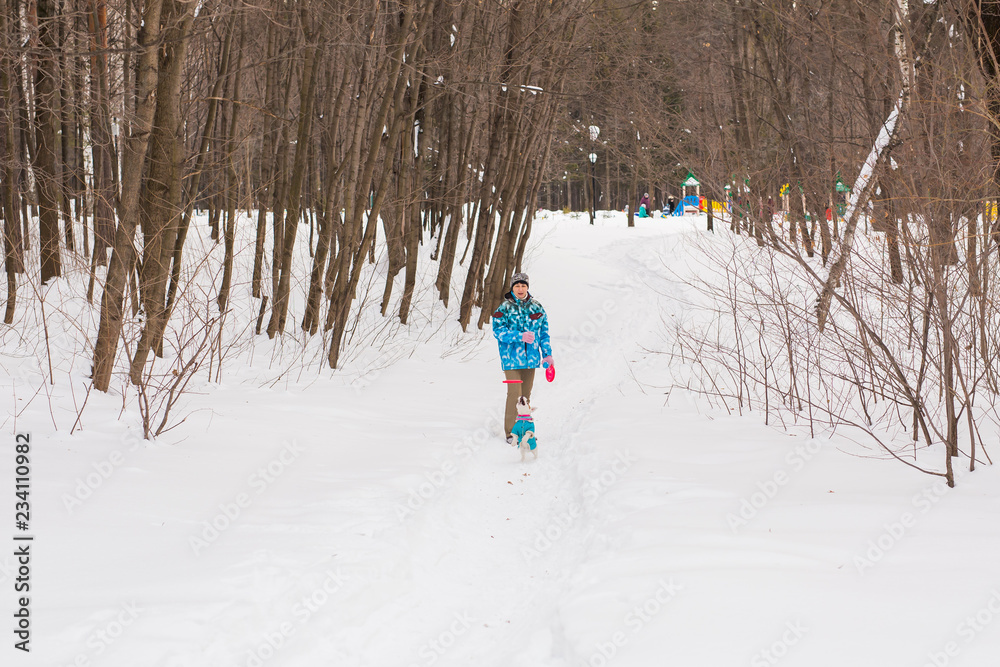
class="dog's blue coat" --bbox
[511,417,537,450]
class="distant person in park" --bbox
[638,192,652,218]
[667,194,677,214]
[491,272,554,444]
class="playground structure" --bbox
[677,174,855,226]
[669,172,701,216]
[654,171,860,224]
[663,173,727,217]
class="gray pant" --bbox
[503,369,536,436]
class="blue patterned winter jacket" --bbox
[491,291,553,371]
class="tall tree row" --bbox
[650,0,1000,485]
[0,0,589,390]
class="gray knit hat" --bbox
[510,272,529,289]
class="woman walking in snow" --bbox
[638,192,652,218]
[491,272,554,444]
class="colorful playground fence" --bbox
[700,198,729,214]
[661,196,730,217]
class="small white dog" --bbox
[510,396,538,461]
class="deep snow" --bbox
[2,211,1000,667]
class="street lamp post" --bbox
[588,152,597,225]
[588,124,600,226]
[724,183,732,233]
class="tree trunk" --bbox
[216,16,245,313]
[59,12,77,254]
[379,152,406,316]
[92,0,166,391]
[435,93,474,307]
[86,0,116,303]
[129,0,196,384]
[266,20,323,338]
[626,166,636,227]
[1,0,25,324]
[167,10,236,312]
[398,127,422,324]
[457,17,513,330]
[35,0,63,283]
[326,1,422,366]
[251,23,280,300]
[302,67,350,334]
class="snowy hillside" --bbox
[4,211,1000,667]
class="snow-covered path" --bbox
[9,212,1000,667]
[334,216,682,667]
